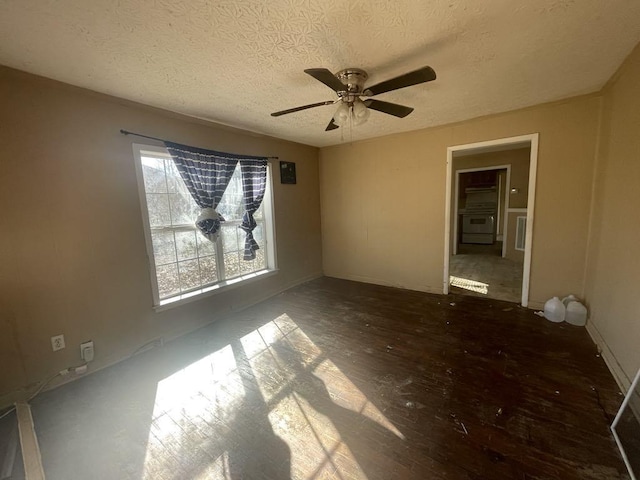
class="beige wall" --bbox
[0,67,322,404]
[320,95,600,308]
[584,43,640,387]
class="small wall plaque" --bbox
[280,161,296,184]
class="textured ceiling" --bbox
[1,1,640,147]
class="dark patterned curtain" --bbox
[239,160,268,260]
[164,141,239,242]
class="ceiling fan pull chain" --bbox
[350,107,354,144]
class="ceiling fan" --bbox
[271,66,436,131]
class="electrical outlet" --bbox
[80,340,94,362]
[51,334,65,352]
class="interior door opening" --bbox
[443,134,539,307]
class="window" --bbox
[133,144,276,307]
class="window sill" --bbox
[153,269,278,312]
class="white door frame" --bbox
[443,133,539,307]
[452,164,511,257]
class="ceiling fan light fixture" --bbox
[352,98,370,126]
[332,102,350,127]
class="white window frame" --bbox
[132,143,278,310]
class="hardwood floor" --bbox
[30,277,627,479]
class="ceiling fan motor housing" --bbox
[336,68,368,101]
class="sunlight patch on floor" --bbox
[141,313,403,479]
[142,345,244,480]
[192,451,232,480]
[241,314,404,478]
[313,357,405,440]
[450,275,489,294]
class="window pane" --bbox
[225,168,242,195]
[224,252,240,279]
[239,244,266,274]
[165,160,181,194]
[218,195,243,221]
[141,157,167,193]
[222,225,241,252]
[156,263,180,299]
[175,231,197,261]
[255,248,266,269]
[254,202,264,220]
[240,257,257,275]
[200,255,218,285]
[218,166,244,221]
[253,223,264,247]
[197,232,216,257]
[169,192,196,226]
[152,231,176,266]
[178,259,201,291]
[147,194,171,227]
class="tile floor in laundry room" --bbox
[450,242,524,304]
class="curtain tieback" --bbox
[196,207,225,242]
[239,212,259,260]
[239,211,257,233]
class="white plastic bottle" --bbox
[561,294,578,308]
[544,297,566,323]
[565,301,587,326]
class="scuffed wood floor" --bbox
[31,277,627,479]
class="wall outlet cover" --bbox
[51,335,65,352]
[80,340,94,362]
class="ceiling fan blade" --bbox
[364,66,436,96]
[304,68,347,92]
[325,118,339,131]
[271,101,335,117]
[364,99,414,118]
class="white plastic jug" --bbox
[544,297,565,323]
[565,301,587,326]
[562,294,578,308]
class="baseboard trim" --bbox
[586,321,630,393]
[15,403,45,480]
[526,300,545,310]
[323,273,440,295]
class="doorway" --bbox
[443,134,539,306]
